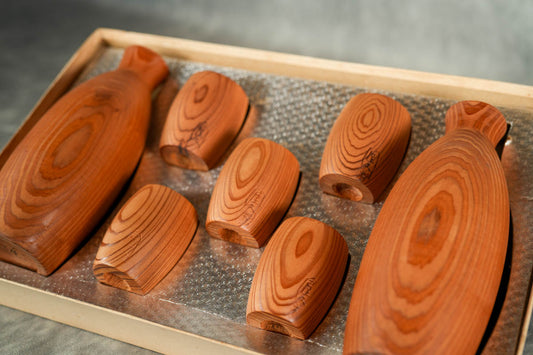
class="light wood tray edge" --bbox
[98,28,533,111]
[0,278,257,355]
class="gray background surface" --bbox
[0,0,532,354]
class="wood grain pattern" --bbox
[247,216,348,339]
[319,93,411,203]
[206,137,300,248]
[93,184,197,295]
[0,46,168,275]
[159,70,249,171]
[343,101,510,355]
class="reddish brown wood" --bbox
[206,137,300,248]
[319,93,411,203]
[0,46,168,275]
[247,216,348,339]
[343,101,509,354]
[93,184,197,295]
[159,70,249,171]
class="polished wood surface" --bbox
[206,137,300,247]
[0,46,168,275]
[160,70,249,171]
[343,101,509,354]
[247,216,348,339]
[319,93,411,203]
[93,184,197,295]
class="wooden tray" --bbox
[1,28,532,354]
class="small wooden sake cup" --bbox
[319,93,411,203]
[206,137,300,248]
[247,216,349,339]
[159,70,249,171]
[93,184,197,295]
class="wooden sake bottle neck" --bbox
[445,100,507,148]
[118,45,168,91]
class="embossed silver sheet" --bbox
[1,47,532,354]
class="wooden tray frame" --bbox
[1,28,532,354]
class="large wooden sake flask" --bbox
[343,101,509,354]
[247,216,348,339]
[159,70,249,171]
[93,184,197,295]
[206,137,300,248]
[0,46,169,275]
[319,93,411,203]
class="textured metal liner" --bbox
[1,47,532,354]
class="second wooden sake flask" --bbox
[343,101,509,355]
[159,70,249,171]
[0,46,168,275]
[319,93,411,203]
[206,137,300,248]
[247,216,349,339]
[94,184,197,295]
